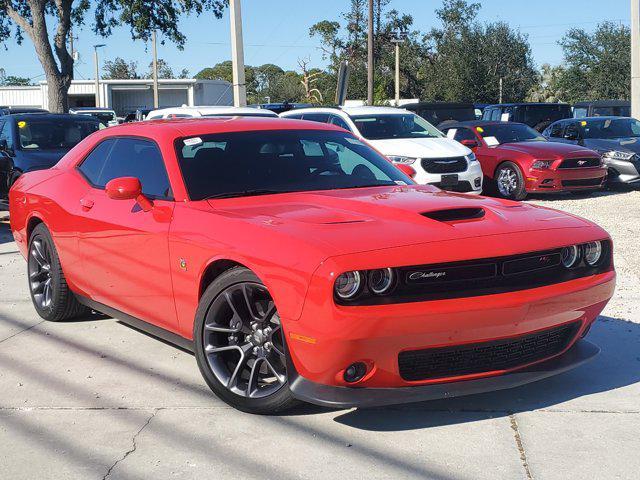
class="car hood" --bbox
[366,137,471,158]
[582,137,640,154]
[17,149,69,170]
[497,141,596,159]
[208,185,593,256]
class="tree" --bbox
[422,0,537,103]
[555,22,630,103]
[103,57,139,80]
[527,64,566,102]
[145,59,189,79]
[0,71,33,85]
[0,1,227,113]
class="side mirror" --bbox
[396,164,416,178]
[105,176,153,211]
[460,139,479,148]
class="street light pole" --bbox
[229,0,247,107]
[391,30,406,106]
[93,44,106,108]
[632,0,640,118]
[367,0,374,105]
[152,30,159,109]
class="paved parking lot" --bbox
[1,189,639,480]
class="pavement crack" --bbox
[102,409,158,480]
[509,413,533,480]
[0,320,45,346]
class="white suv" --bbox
[146,106,278,120]
[280,106,483,193]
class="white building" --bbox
[0,78,233,115]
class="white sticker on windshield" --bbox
[500,113,510,121]
[183,137,203,146]
[395,180,408,185]
[446,128,457,139]
[484,136,500,146]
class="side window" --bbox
[79,138,172,199]
[548,123,564,138]
[283,113,304,120]
[490,109,501,121]
[302,113,330,123]
[573,107,588,118]
[329,115,351,131]
[452,128,476,142]
[0,121,13,149]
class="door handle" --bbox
[80,198,94,210]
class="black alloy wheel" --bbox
[194,267,299,414]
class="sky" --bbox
[0,0,631,82]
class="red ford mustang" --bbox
[9,118,615,414]
[442,121,607,200]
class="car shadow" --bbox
[333,315,640,431]
[0,218,14,245]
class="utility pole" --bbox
[152,30,159,109]
[367,0,374,105]
[93,44,106,107]
[632,0,640,118]
[230,0,247,107]
[391,30,406,106]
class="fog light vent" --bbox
[343,362,367,383]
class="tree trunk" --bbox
[46,72,70,113]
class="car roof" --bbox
[555,116,632,123]
[403,102,475,109]
[484,103,571,108]
[7,113,101,122]
[94,116,344,139]
[147,106,278,117]
[573,100,630,107]
[69,107,115,112]
[440,120,529,129]
[281,106,411,116]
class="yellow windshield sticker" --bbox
[17,121,26,128]
[476,127,484,133]
[580,121,587,126]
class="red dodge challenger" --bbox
[442,121,607,200]
[9,118,615,414]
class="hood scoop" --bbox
[422,207,485,223]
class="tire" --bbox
[27,223,90,321]
[194,266,300,414]
[494,162,527,200]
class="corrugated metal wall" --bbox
[0,87,43,108]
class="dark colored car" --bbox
[442,121,606,200]
[544,116,640,185]
[403,102,477,128]
[0,114,101,197]
[573,100,630,119]
[482,103,572,132]
[123,109,152,123]
[0,106,49,116]
[250,102,313,115]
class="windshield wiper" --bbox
[204,189,295,200]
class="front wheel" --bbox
[194,267,299,414]
[27,223,90,321]
[495,162,527,200]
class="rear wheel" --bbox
[27,223,90,321]
[495,162,527,200]
[194,267,299,414]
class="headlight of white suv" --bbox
[388,156,417,165]
[465,153,478,162]
[603,150,635,161]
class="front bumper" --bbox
[413,160,483,194]
[525,166,607,192]
[604,158,640,184]
[289,339,599,408]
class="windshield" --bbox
[415,106,476,125]
[17,117,101,150]
[350,113,443,140]
[175,130,412,200]
[517,105,571,127]
[580,118,640,139]
[476,124,546,145]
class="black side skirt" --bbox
[76,294,194,353]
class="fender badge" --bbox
[179,258,188,270]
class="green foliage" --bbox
[0,74,33,86]
[555,22,630,103]
[145,59,188,79]
[103,57,140,79]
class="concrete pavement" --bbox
[1,191,639,479]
